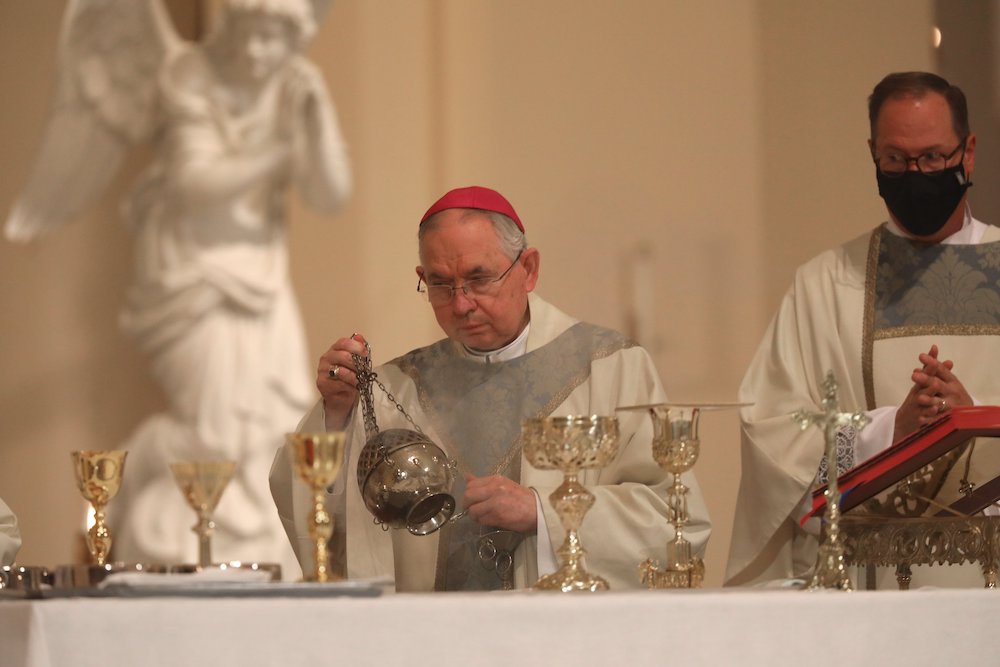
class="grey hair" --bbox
[418,209,527,262]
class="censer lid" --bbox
[355,427,434,490]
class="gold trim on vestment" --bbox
[874,323,1000,339]
[862,225,884,411]
[483,337,637,492]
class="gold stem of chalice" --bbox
[522,416,619,592]
[72,450,127,566]
[639,406,705,589]
[287,432,346,583]
[169,461,236,567]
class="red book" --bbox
[810,406,1000,518]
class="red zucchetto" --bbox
[419,186,524,232]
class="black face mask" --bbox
[876,163,972,237]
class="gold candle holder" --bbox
[522,415,619,592]
[169,461,236,567]
[287,432,346,583]
[72,450,127,566]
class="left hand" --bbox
[462,474,537,534]
[912,345,973,420]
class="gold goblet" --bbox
[522,415,619,592]
[72,450,127,566]
[169,461,236,567]
[643,405,705,588]
[617,402,748,588]
[287,432,346,583]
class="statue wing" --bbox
[4,0,180,242]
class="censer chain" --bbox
[351,348,425,440]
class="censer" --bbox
[352,346,462,535]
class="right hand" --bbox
[317,333,370,431]
[893,344,971,440]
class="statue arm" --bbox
[167,127,293,207]
[286,59,352,213]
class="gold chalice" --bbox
[287,432,346,582]
[618,402,747,589]
[72,450,127,566]
[169,461,236,567]
[644,405,705,588]
[522,415,619,592]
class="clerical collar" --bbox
[462,323,531,364]
[886,205,983,244]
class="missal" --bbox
[810,406,1000,518]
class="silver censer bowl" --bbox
[356,428,459,535]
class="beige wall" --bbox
[0,1,934,586]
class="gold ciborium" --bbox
[169,461,236,567]
[72,450,127,566]
[522,415,619,592]
[287,432,346,582]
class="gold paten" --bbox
[287,432,346,583]
[522,415,619,592]
[72,450,127,565]
[169,460,237,567]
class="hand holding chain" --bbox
[351,343,425,449]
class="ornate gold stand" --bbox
[841,515,1000,589]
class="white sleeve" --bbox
[854,406,898,462]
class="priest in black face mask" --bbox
[871,74,975,241]
[727,72,999,589]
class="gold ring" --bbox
[937,399,948,414]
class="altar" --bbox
[1,587,995,667]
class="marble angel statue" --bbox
[5,0,351,576]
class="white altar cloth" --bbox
[0,588,994,666]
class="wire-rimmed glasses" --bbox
[417,250,524,305]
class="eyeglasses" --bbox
[417,250,524,305]
[874,137,967,177]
